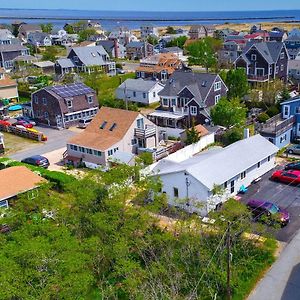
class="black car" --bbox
[285,162,300,171]
[21,155,50,168]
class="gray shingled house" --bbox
[0,44,30,70]
[31,83,98,128]
[67,45,116,75]
[235,41,289,83]
[147,70,228,133]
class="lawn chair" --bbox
[238,185,248,194]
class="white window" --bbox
[171,98,176,107]
[280,64,284,71]
[269,66,272,75]
[251,54,257,61]
[67,100,72,108]
[34,95,38,104]
[240,171,246,179]
[280,52,285,59]
[190,106,197,116]
[42,97,47,105]
[215,95,221,104]
[87,95,93,104]
[275,66,279,74]
[214,81,222,91]
[283,105,290,118]
[162,98,169,107]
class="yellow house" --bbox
[0,68,18,101]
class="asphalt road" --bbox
[240,166,300,243]
[9,126,76,161]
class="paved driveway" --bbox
[240,166,300,243]
[9,126,76,161]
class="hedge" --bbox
[0,158,76,190]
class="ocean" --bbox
[0,8,300,30]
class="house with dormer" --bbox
[65,107,158,167]
[147,70,228,136]
[235,41,289,83]
[31,83,98,128]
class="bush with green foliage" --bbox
[266,106,279,117]
[222,127,244,145]
[257,112,270,123]
[166,36,188,49]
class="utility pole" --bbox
[226,221,231,300]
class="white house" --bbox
[140,24,159,40]
[116,78,164,105]
[66,107,158,168]
[149,135,278,216]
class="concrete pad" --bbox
[41,147,66,172]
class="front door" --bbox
[256,68,264,77]
[56,115,63,128]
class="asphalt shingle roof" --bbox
[69,46,110,66]
[118,78,163,93]
[158,70,221,105]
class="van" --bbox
[78,119,92,129]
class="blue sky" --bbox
[1,0,300,11]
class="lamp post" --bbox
[185,176,191,208]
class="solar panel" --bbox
[51,83,94,98]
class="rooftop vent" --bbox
[201,80,207,87]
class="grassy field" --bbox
[0,132,39,156]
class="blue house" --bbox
[281,97,300,138]
[257,102,296,149]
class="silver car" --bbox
[287,144,300,155]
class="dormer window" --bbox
[73,56,79,63]
[251,54,257,61]
[87,95,93,104]
[280,52,285,59]
[66,99,73,108]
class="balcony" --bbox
[134,126,156,139]
[257,114,295,137]
[247,74,269,82]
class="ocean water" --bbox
[0,8,300,30]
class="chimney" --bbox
[244,128,250,139]
[114,39,119,59]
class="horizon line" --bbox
[1,7,300,13]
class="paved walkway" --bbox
[248,229,300,300]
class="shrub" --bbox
[0,158,75,190]
[266,106,279,117]
[257,112,270,123]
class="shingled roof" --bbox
[158,70,224,105]
[68,107,140,151]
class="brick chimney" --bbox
[113,39,119,59]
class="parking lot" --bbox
[240,164,300,243]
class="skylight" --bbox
[109,123,117,131]
[100,121,107,129]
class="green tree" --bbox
[42,46,59,62]
[78,28,97,42]
[166,26,176,34]
[224,68,249,99]
[187,37,220,71]
[167,36,187,49]
[41,23,53,34]
[211,97,247,128]
[185,121,201,145]
[280,86,290,101]
[64,24,75,34]
[147,35,158,46]
[257,112,270,123]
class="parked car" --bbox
[0,120,11,126]
[247,199,290,226]
[271,170,300,185]
[285,162,300,171]
[12,120,33,128]
[16,116,36,126]
[21,155,50,168]
[78,118,92,129]
[286,144,300,155]
[116,68,125,74]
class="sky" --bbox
[1,0,300,11]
